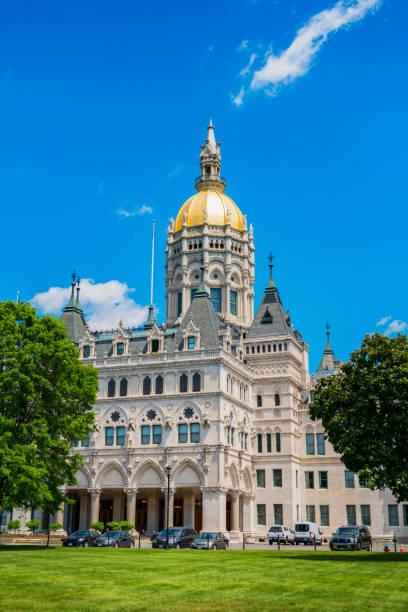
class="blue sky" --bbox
[1,0,406,370]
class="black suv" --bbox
[152,527,197,549]
[330,526,372,551]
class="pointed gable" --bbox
[316,324,342,375]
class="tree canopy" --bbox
[0,301,98,514]
[310,332,408,501]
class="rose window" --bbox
[110,411,120,422]
[183,407,194,419]
[146,409,157,421]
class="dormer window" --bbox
[83,345,90,358]
[117,342,124,356]
[187,336,196,350]
[151,339,159,353]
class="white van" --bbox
[294,522,323,545]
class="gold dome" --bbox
[174,190,244,232]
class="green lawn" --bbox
[0,547,407,611]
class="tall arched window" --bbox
[119,378,128,397]
[107,379,116,397]
[180,373,188,393]
[155,375,164,394]
[143,376,151,395]
[192,373,201,392]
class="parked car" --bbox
[144,529,160,540]
[62,530,99,547]
[191,532,229,550]
[330,526,372,551]
[152,527,197,549]
[294,522,323,545]
[94,531,135,548]
[267,525,295,545]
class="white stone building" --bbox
[4,122,407,538]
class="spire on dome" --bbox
[195,120,226,193]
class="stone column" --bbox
[54,503,65,528]
[242,495,255,534]
[230,491,240,532]
[126,489,137,525]
[112,493,122,523]
[163,488,175,528]
[89,489,101,524]
[183,493,195,528]
[201,487,226,532]
[147,495,159,531]
[79,493,89,530]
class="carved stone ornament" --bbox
[202,412,211,427]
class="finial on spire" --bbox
[268,252,274,280]
[72,270,76,283]
[76,276,81,305]
[325,322,332,349]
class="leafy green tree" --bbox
[310,333,408,501]
[7,519,20,534]
[49,522,62,533]
[106,522,120,531]
[119,521,134,532]
[90,521,104,532]
[0,301,98,516]
[26,519,40,535]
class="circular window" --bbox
[183,407,194,419]
[110,411,120,423]
[146,409,157,421]
[195,275,200,280]
[213,274,218,279]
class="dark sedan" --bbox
[62,530,99,547]
[330,526,372,551]
[94,531,135,548]
[191,532,229,550]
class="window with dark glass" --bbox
[119,378,128,397]
[388,505,399,526]
[345,471,355,488]
[151,339,159,353]
[81,433,90,448]
[190,288,197,302]
[403,505,408,527]
[141,425,150,445]
[320,505,330,526]
[230,290,238,315]
[257,504,266,525]
[107,379,116,397]
[306,505,315,523]
[155,375,163,394]
[319,471,328,489]
[305,471,314,489]
[274,504,283,525]
[105,427,114,446]
[83,345,90,358]
[180,373,188,393]
[306,433,315,455]
[275,432,281,453]
[346,505,356,525]
[361,505,371,526]
[178,423,188,443]
[266,433,272,453]
[187,336,196,349]
[117,342,124,356]
[257,433,263,453]
[116,426,126,446]
[231,427,235,446]
[71,440,79,448]
[244,433,248,450]
[257,395,262,407]
[274,393,280,407]
[210,287,222,313]
[192,372,201,392]
[177,292,182,316]
[153,425,162,445]
[190,423,200,443]
[273,469,282,487]
[316,433,325,455]
[143,376,151,395]
[256,470,265,488]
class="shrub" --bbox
[119,521,134,532]
[90,521,104,532]
[26,519,41,535]
[106,522,120,531]
[49,522,62,533]
[8,519,20,534]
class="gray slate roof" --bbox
[247,274,299,340]
[60,302,87,344]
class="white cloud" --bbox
[238,40,249,51]
[239,53,258,76]
[32,278,149,330]
[116,203,153,217]
[384,320,408,336]
[233,0,381,105]
[232,87,245,107]
[376,315,391,326]
[168,164,185,179]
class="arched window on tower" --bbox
[155,375,164,394]
[180,373,188,393]
[107,379,116,397]
[143,376,151,395]
[192,372,201,392]
[119,378,128,397]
